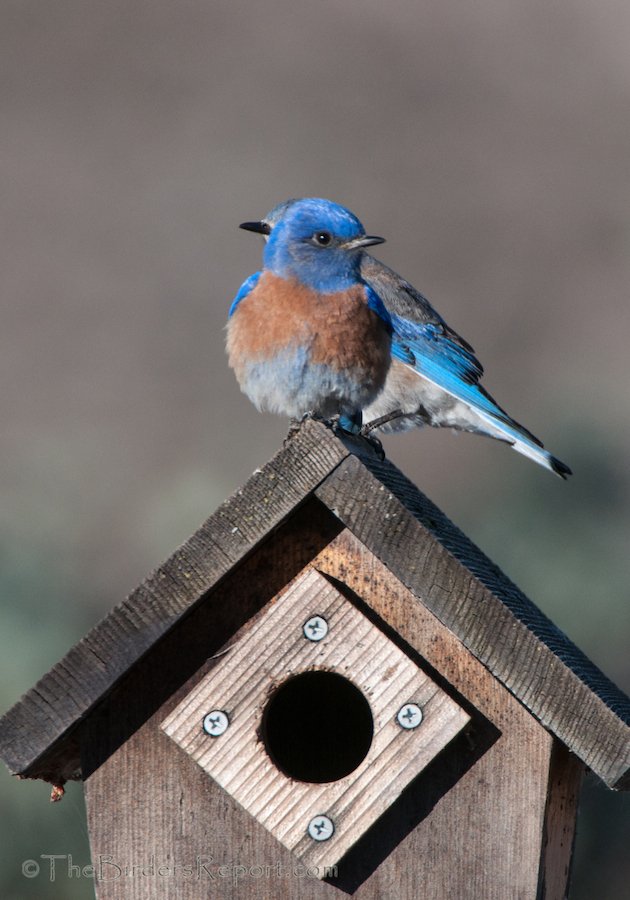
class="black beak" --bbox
[239,220,270,235]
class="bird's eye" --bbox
[313,231,332,247]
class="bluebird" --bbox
[230,198,571,478]
[226,198,392,432]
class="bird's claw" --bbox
[361,409,406,434]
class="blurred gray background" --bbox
[1,1,629,897]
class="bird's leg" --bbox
[335,411,363,435]
[327,412,386,460]
[342,411,387,459]
[361,408,406,435]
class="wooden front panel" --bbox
[161,567,469,871]
[83,523,573,899]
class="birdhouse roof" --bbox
[0,419,628,790]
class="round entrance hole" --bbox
[261,671,374,783]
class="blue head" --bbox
[241,198,385,293]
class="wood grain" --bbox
[162,567,469,872]
[315,453,630,790]
[538,742,584,899]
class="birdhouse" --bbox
[1,419,628,900]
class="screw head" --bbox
[396,702,423,730]
[303,615,329,642]
[202,710,229,737]
[307,814,335,841]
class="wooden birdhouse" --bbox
[1,419,628,899]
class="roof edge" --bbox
[0,419,351,778]
[315,454,630,790]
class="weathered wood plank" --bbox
[315,455,630,789]
[538,742,584,900]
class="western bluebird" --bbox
[231,197,571,478]
[226,198,392,431]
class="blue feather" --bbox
[390,313,539,441]
[364,285,393,332]
[228,271,261,318]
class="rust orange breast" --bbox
[227,271,390,378]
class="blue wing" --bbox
[228,271,261,318]
[361,255,477,357]
[364,285,393,332]
[390,312,541,440]
[361,254,535,437]
[361,254,571,477]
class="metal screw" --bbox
[303,615,329,642]
[202,710,229,737]
[396,703,423,730]
[307,815,335,841]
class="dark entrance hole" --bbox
[261,671,374,783]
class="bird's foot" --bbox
[286,412,385,459]
[328,414,386,460]
[361,432,386,460]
